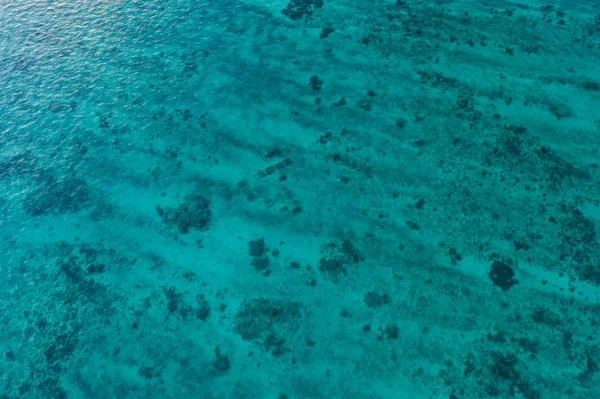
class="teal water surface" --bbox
[1,1,600,398]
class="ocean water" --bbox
[1,0,600,398]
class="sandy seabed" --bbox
[1,0,600,398]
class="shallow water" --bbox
[1,1,600,398]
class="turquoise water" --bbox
[1,0,600,398]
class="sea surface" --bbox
[1,0,600,398]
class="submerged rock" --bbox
[157,193,212,233]
[281,0,324,21]
[23,176,90,216]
